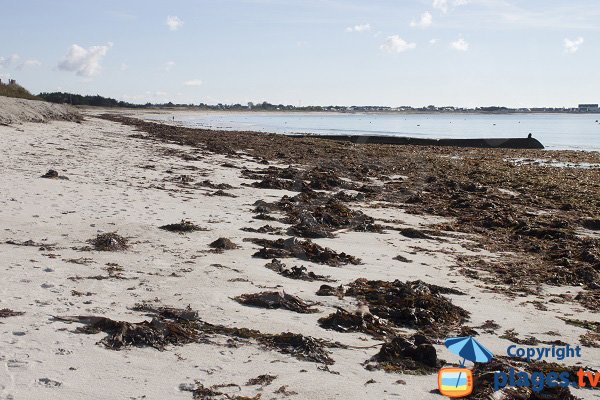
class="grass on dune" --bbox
[0,83,40,101]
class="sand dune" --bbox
[0,96,80,125]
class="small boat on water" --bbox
[293,134,545,149]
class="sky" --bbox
[1,0,599,107]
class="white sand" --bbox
[0,113,598,399]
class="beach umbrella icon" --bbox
[445,336,493,387]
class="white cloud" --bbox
[433,0,467,13]
[345,23,371,32]
[184,79,203,87]
[58,43,112,77]
[0,54,20,68]
[433,0,448,13]
[163,61,176,71]
[410,12,433,28]
[429,38,439,45]
[120,63,129,71]
[380,35,416,53]
[450,37,469,51]
[166,15,184,31]
[564,37,584,53]
[17,59,42,70]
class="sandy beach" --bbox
[1,102,599,400]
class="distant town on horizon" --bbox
[1,77,598,114]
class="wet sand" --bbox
[0,109,598,399]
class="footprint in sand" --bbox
[37,378,62,388]
[6,359,29,370]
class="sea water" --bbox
[145,112,600,151]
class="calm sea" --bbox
[146,112,600,151]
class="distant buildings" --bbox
[578,104,599,112]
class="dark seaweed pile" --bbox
[249,237,361,267]
[320,279,469,337]
[209,237,239,250]
[365,334,443,375]
[234,291,318,314]
[318,309,396,339]
[55,305,340,364]
[88,232,129,251]
[159,220,207,233]
[264,259,335,282]
[0,308,24,318]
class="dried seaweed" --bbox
[582,218,600,231]
[465,356,584,400]
[365,335,443,375]
[250,237,361,267]
[160,220,207,233]
[393,255,412,263]
[499,329,540,345]
[0,309,24,318]
[55,305,339,364]
[399,228,435,240]
[241,225,284,235]
[54,314,202,350]
[5,239,54,249]
[475,320,501,334]
[561,317,600,348]
[249,188,381,239]
[88,232,129,251]
[264,259,335,282]
[265,332,336,365]
[181,381,261,400]
[316,284,345,298]
[273,386,297,396]
[245,375,277,386]
[318,309,395,339]
[209,238,239,250]
[329,279,470,337]
[41,169,68,180]
[207,189,237,198]
[234,291,318,314]
[278,192,382,238]
[195,180,234,190]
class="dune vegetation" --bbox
[0,82,39,101]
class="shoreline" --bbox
[131,109,600,153]
[80,105,600,116]
[0,109,598,399]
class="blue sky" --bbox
[1,0,599,107]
